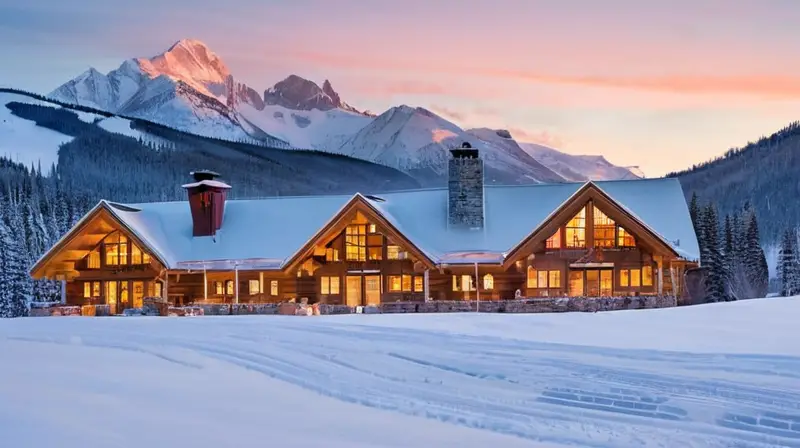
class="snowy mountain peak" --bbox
[136,38,230,97]
[265,75,358,112]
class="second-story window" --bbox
[593,206,616,248]
[104,233,128,266]
[545,230,561,249]
[345,225,367,261]
[565,207,586,248]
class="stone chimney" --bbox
[182,170,231,237]
[448,142,484,229]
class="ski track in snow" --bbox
[7,319,800,448]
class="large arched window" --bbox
[483,274,494,290]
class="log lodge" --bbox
[30,144,700,314]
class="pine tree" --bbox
[702,204,726,302]
[689,192,700,235]
[722,214,734,300]
[744,210,769,298]
[0,194,30,317]
[778,228,800,297]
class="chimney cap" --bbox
[190,170,221,182]
[450,142,479,159]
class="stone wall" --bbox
[26,296,676,317]
[377,296,676,314]
[29,305,82,317]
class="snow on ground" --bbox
[0,92,73,168]
[1,298,799,448]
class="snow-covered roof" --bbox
[180,179,232,189]
[100,177,698,270]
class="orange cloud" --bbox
[278,50,800,99]
[487,71,800,98]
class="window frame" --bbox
[565,207,587,248]
[545,230,561,250]
[248,279,260,295]
[321,276,340,295]
[617,227,636,247]
[270,280,279,296]
[345,224,367,261]
[483,273,494,290]
[592,206,616,248]
[527,267,537,288]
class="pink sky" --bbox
[3,0,799,176]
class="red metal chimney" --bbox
[182,170,231,237]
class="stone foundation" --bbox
[29,296,676,317]
[29,305,82,317]
[379,296,676,314]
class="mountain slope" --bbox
[1,89,419,197]
[0,91,77,168]
[336,107,565,185]
[518,141,642,181]
[46,38,637,185]
[669,121,800,243]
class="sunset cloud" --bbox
[484,72,800,99]
[279,50,800,99]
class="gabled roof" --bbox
[33,177,699,275]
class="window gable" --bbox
[83,230,153,268]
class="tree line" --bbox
[689,193,769,302]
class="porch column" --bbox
[474,262,480,312]
[655,256,664,296]
[164,274,169,300]
[203,264,208,300]
[234,264,239,304]
[423,269,430,302]
[259,272,264,296]
[60,279,66,304]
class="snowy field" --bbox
[1,298,799,448]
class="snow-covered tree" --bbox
[778,228,800,297]
[689,192,700,235]
[701,204,726,302]
[744,210,769,298]
[0,194,31,317]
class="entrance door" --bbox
[346,276,362,307]
[568,271,584,297]
[119,281,130,313]
[600,270,613,296]
[586,270,600,296]
[364,275,381,306]
[132,281,145,308]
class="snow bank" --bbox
[1,297,798,447]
